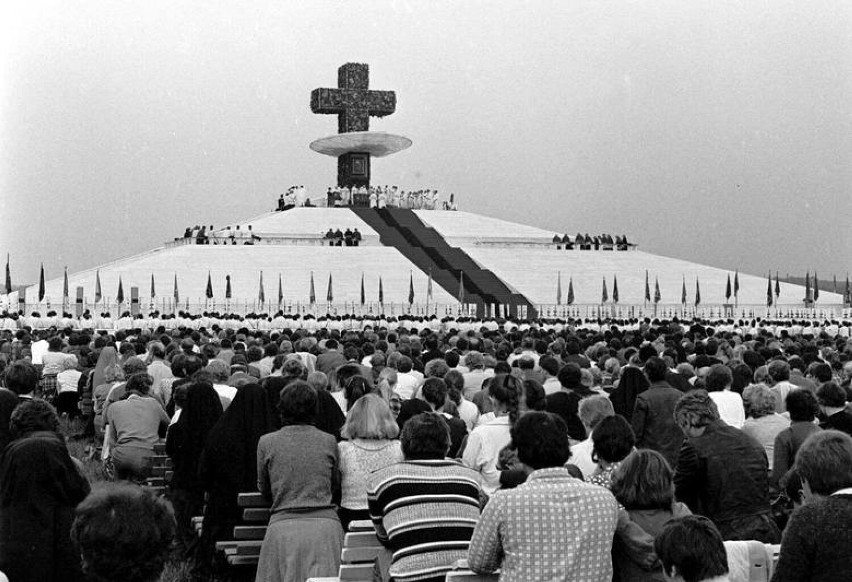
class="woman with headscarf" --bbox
[166,381,223,559]
[0,387,19,453]
[0,400,91,582]
[80,346,116,439]
[196,383,276,577]
[609,366,650,422]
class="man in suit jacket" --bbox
[818,381,852,437]
[632,357,684,467]
[316,339,347,376]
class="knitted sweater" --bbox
[772,494,852,582]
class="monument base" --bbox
[338,152,371,189]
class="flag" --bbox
[681,276,687,305]
[458,271,465,304]
[4,254,10,295]
[846,275,851,305]
[38,264,45,301]
[278,274,283,306]
[725,274,731,300]
[150,274,156,299]
[601,276,608,304]
[408,272,414,305]
[566,277,575,305]
[206,271,213,299]
[804,272,811,303]
[225,275,232,299]
[695,277,701,307]
[644,270,651,304]
[427,269,433,302]
[813,271,819,302]
[63,267,69,300]
[326,273,333,303]
[556,272,562,305]
[173,273,179,304]
[309,272,316,304]
[360,273,365,305]
[775,272,781,299]
[833,274,838,294]
[378,276,384,304]
[767,273,773,307]
[95,270,102,303]
[612,275,619,304]
[117,276,124,304]
[653,277,661,304]
[734,270,740,298]
[258,271,265,304]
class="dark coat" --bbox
[674,420,778,542]
[0,432,91,582]
[631,381,685,467]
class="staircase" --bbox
[351,207,536,318]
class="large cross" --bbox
[311,63,396,133]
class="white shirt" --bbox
[462,415,512,495]
[570,437,596,480]
[395,373,420,400]
[457,398,480,432]
[213,383,238,411]
[709,390,746,429]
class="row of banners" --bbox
[6,257,852,307]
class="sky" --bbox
[1,0,850,286]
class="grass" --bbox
[62,418,198,582]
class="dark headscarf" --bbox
[261,376,344,438]
[201,384,275,491]
[0,388,19,453]
[169,382,222,490]
[609,366,650,422]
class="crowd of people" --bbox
[552,233,635,251]
[325,185,459,210]
[0,314,851,581]
[323,227,363,247]
[180,225,262,246]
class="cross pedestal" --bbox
[311,63,409,188]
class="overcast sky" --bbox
[1,0,850,285]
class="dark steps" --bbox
[352,207,537,319]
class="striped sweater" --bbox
[367,459,482,582]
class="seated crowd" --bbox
[180,224,262,245]
[0,316,852,581]
[323,227,363,247]
[552,232,634,251]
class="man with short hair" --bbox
[546,363,594,441]
[368,413,481,582]
[673,390,779,542]
[772,430,852,581]
[462,351,493,400]
[316,339,347,376]
[768,360,796,414]
[145,341,173,393]
[654,516,730,582]
[3,360,39,401]
[817,382,852,437]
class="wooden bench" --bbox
[142,442,172,495]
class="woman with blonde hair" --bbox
[338,393,403,530]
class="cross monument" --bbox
[310,63,410,190]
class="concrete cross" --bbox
[311,63,396,133]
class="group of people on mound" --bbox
[180,224,261,245]
[0,316,851,581]
[323,227,363,247]
[326,185,458,210]
[552,232,633,250]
